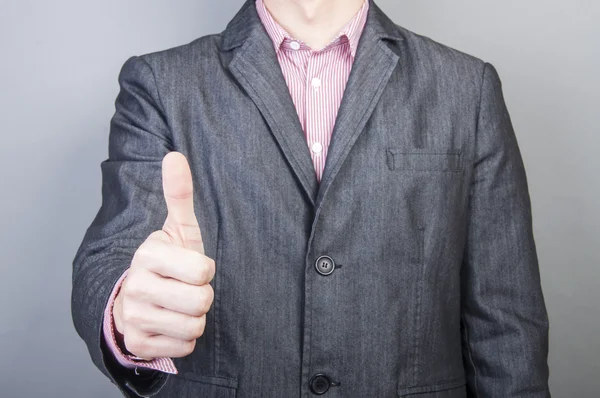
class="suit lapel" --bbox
[220,0,405,208]
[223,0,319,206]
[316,0,404,206]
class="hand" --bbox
[113,152,215,360]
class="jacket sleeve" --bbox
[71,55,173,397]
[460,62,550,397]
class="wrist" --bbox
[112,285,132,355]
[113,292,125,336]
[113,323,132,356]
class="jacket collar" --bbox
[219,0,406,207]
[221,0,405,52]
[254,0,369,58]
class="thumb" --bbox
[161,151,205,254]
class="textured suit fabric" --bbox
[71,0,550,396]
[99,0,369,375]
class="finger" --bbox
[153,280,214,317]
[161,151,205,254]
[123,327,196,360]
[125,301,207,341]
[137,235,216,285]
[125,269,214,317]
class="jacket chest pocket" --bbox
[377,148,466,268]
[386,148,463,173]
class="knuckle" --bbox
[122,305,145,327]
[206,285,215,308]
[198,256,215,284]
[198,316,207,336]
[182,339,196,356]
[191,252,207,284]
[133,244,153,266]
[206,257,216,281]
[121,306,136,325]
[123,275,145,299]
[124,335,147,357]
[133,235,166,270]
[185,316,206,339]
[198,266,209,286]
[191,251,204,264]
[197,285,214,314]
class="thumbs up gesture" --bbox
[113,152,215,360]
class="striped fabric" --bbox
[103,0,368,374]
[256,0,369,181]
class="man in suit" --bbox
[72,0,550,396]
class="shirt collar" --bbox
[255,0,369,58]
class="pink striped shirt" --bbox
[257,0,369,181]
[103,0,369,374]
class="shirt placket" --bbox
[305,49,327,181]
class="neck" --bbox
[263,0,365,50]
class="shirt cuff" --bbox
[102,269,178,374]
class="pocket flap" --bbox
[387,148,462,172]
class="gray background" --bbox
[0,0,597,397]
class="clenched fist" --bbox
[113,152,214,360]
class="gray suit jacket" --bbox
[71,0,550,396]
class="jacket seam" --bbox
[473,61,488,160]
[214,208,223,375]
[460,61,488,398]
[461,316,480,397]
[412,226,425,384]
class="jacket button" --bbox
[315,255,335,276]
[309,374,331,395]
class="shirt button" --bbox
[315,255,335,276]
[309,374,331,395]
[311,77,322,88]
[290,41,301,50]
[311,142,323,154]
